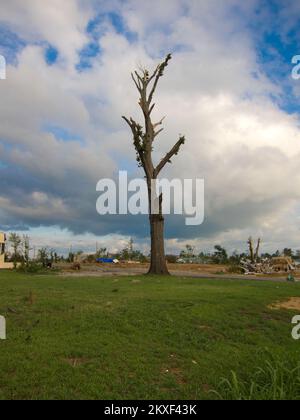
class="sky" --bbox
[1,0,300,256]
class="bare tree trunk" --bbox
[248,237,261,263]
[248,237,255,263]
[254,238,261,262]
[148,190,169,275]
[148,214,169,275]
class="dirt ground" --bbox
[57,262,230,277]
[57,262,300,282]
[269,298,300,311]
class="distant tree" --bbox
[119,239,135,261]
[228,251,241,265]
[118,242,147,262]
[131,250,147,263]
[86,254,97,263]
[22,235,31,265]
[95,248,108,259]
[198,251,212,264]
[119,248,130,261]
[254,238,261,261]
[283,248,293,258]
[67,252,75,263]
[180,245,196,259]
[38,248,49,267]
[247,237,261,263]
[212,245,228,265]
[9,233,22,269]
[49,249,56,263]
[129,238,134,256]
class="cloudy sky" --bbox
[1,0,300,255]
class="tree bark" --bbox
[148,214,169,275]
[254,238,261,262]
[147,188,169,275]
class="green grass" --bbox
[0,271,300,400]
[212,359,300,400]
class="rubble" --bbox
[240,256,296,275]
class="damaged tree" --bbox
[247,237,261,263]
[123,54,186,275]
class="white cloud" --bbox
[0,0,92,65]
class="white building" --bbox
[0,233,13,269]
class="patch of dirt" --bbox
[64,357,89,368]
[197,325,212,331]
[162,366,187,385]
[269,297,300,311]
[169,263,228,273]
[170,368,188,385]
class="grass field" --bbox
[0,271,300,400]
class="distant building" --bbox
[0,233,14,269]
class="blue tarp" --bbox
[97,258,114,264]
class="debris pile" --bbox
[240,258,273,275]
[240,257,296,275]
[240,237,297,275]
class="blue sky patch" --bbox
[44,125,83,143]
[77,41,101,71]
[87,12,137,43]
[0,24,25,64]
[77,12,137,71]
[45,45,59,65]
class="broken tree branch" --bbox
[154,128,164,138]
[122,116,145,162]
[147,54,172,106]
[154,136,186,176]
[131,73,141,92]
[153,116,166,130]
